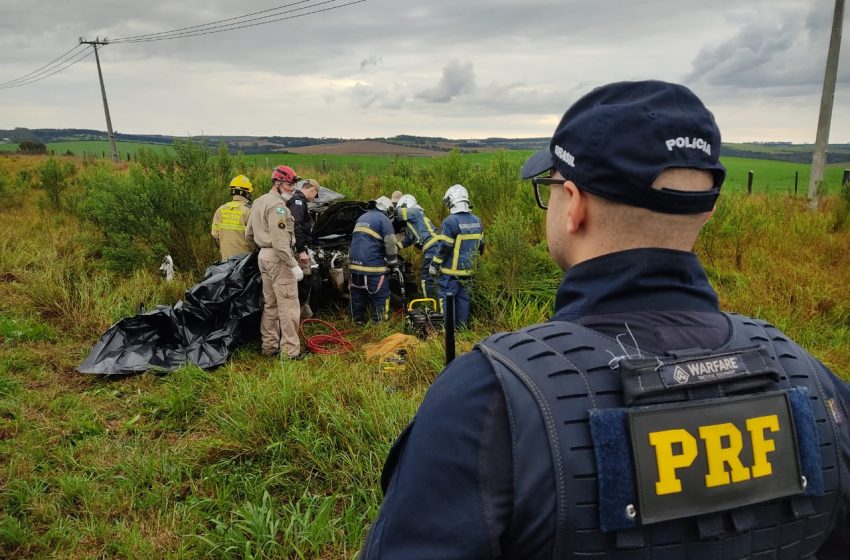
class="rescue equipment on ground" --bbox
[363,333,419,374]
[405,298,444,339]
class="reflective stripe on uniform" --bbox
[354,226,382,240]
[441,232,482,276]
[350,263,388,273]
[422,236,441,251]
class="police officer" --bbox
[289,179,320,319]
[348,196,398,324]
[429,184,484,328]
[395,194,441,299]
[245,166,306,360]
[360,81,850,559]
[211,175,255,260]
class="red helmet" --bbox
[271,165,298,184]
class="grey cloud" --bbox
[415,60,475,103]
[344,82,408,110]
[686,0,850,89]
[360,56,382,70]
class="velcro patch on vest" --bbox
[629,391,803,525]
[276,207,286,214]
[618,346,776,405]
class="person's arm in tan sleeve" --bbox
[270,207,298,268]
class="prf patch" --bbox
[277,219,286,229]
[629,392,803,524]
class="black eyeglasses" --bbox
[530,177,563,210]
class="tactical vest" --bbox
[477,314,842,559]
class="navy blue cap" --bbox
[521,80,726,214]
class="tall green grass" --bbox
[0,153,848,558]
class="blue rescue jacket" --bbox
[433,211,484,276]
[397,206,441,253]
[349,209,397,276]
[360,249,850,560]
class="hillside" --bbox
[4,128,850,163]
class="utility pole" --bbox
[80,37,119,163]
[808,0,845,209]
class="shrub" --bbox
[74,140,233,274]
[17,141,46,155]
[36,158,76,208]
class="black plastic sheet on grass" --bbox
[78,251,262,375]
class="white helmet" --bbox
[443,184,469,209]
[373,196,393,214]
[397,194,417,208]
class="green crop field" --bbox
[2,140,849,195]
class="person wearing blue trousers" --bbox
[430,184,484,328]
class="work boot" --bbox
[261,348,280,357]
[300,303,313,321]
[288,351,309,361]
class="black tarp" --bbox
[78,251,262,375]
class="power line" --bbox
[0,43,87,87]
[0,48,93,90]
[112,0,317,42]
[111,0,365,43]
[0,0,366,90]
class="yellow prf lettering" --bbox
[699,423,751,487]
[648,429,698,495]
[746,414,779,478]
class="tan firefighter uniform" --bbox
[246,190,302,357]
[211,195,255,260]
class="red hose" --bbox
[300,318,355,354]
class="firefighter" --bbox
[395,194,441,299]
[348,196,398,324]
[211,175,255,260]
[430,184,484,328]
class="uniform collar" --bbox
[232,195,249,203]
[552,248,719,321]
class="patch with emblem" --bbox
[278,219,286,229]
[295,200,303,206]
[276,207,286,214]
[628,391,803,525]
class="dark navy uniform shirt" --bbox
[361,248,850,559]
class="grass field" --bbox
[1,151,849,557]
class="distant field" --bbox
[0,140,171,158]
[2,140,849,194]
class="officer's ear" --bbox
[564,181,587,234]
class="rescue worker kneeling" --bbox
[348,196,399,324]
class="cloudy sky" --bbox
[1,0,849,143]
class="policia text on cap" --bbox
[359,80,850,560]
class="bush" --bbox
[74,140,233,274]
[36,158,76,208]
[17,141,46,155]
